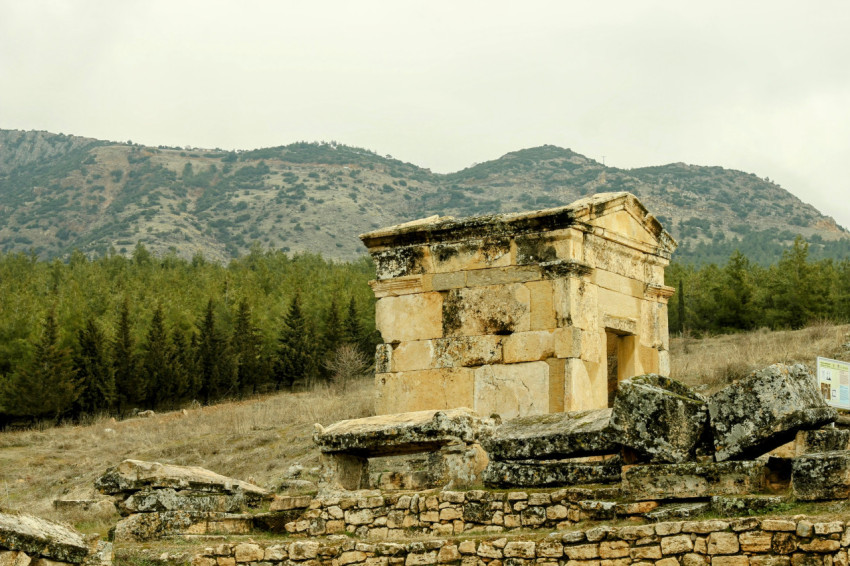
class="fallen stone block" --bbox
[95,460,271,503]
[0,512,90,564]
[645,502,711,522]
[708,364,836,461]
[795,427,850,455]
[610,374,709,463]
[112,511,255,542]
[118,488,254,515]
[482,456,622,488]
[483,408,620,461]
[623,460,767,500]
[792,450,850,500]
[313,408,494,456]
[710,495,786,517]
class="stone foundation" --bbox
[190,516,850,566]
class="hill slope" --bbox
[0,130,847,264]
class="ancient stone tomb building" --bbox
[360,192,676,419]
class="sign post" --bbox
[817,356,850,410]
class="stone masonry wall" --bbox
[191,516,850,566]
[273,490,664,539]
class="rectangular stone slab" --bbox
[483,408,620,461]
[0,512,89,563]
[792,450,850,500]
[313,407,492,457]
[95,459,271,500]
[610,374,708,463]
[708,363,837,461]
[118,488,256,515]
[482,456,622,488]
[622,460,767,500]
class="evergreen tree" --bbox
[343,297,363,351]
[320,298,344,381]
[142,305,173,408]
[232,299,267,394]
[113,299,143,415]
[2,308,79,421]
[170,328,193,402]
[73,317,116,416]
[715,250,756,330]
[275,293,315,389]
[196,299,236,403]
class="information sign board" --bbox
[817,356,850,410]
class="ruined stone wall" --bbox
[362,193,676,417]
[191,516,850,566]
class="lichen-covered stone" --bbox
[118,488,255,515]
[795,428,850,455]
[644,502,711,522]
[708,364,836,461]
[791,450,850,500]
[610,374,708,463]
[95,460,270,504]
[112,511,255,542]
[0,512,89,564]
[483,408,619,461]
[623,460,767,500]
[313,408,494,457]
[482,456,622,488]
[710,495,786,517]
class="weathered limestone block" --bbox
[0,550,32,566]
[623,460,767,500]
[314,408,492,456]
[112,511,253,542]
[95,460,270,502]
[375,293,443,342]
[431,336,503,368]
[792,450,850,500]
[483,408,619,461]
[118,488,253,515]
[442,284,530,337]
[375,368,474,413]
[430,237,512,273]
[502,330,556,363]
[610,374,709,463]
[795,428,850,455]
[710,495,786,517]
[482,456,622,488]
[0,512,89,564]
[708,364,837,461]
[473,362,549,419]
[371,244,432,280]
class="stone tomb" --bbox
[361,192,676,418]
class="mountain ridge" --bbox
[0,129,846,265]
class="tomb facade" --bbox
[360,192,676,418]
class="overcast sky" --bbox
[2,1,849,231]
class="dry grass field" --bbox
[0,322,848,535]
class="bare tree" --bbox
[323,344,371,392]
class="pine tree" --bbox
[170,328,193,402]
[232,299,267,395]
[320,298,344,381]
[113,299,143,415]
[275,293,315,389]
[343,297,363,351]
[196,299,236,403]
[3,308,79,421]
[73,317,116,416]
[142,305,173,408]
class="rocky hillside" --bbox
[0,130,846,264]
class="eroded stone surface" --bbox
[313,408,494,457]
[112,511,254,542]
[611,374,708,463]
[710,495,786,517]
[482,456,622,488]
[0,512,89,563]
[795,428,850,455]
[708,364,836,461]
[792,450,850,500]
[623,460,767,500]
[483,408,620,461]
[95,460,270,502]
[118,488,253,515]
